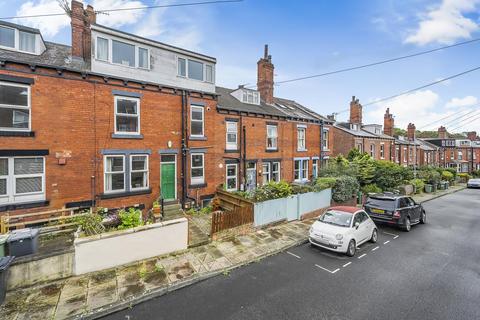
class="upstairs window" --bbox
[188,60,204,81]
[0,82,30,131]
[370,144,375,158]
[226,121,237,150]
[115,96,140,134]
[19,31,36,53]
[266,125,278,150]
[322,129,329,150]
[205,65,214,83]
[112,40,135,67]
[177,57,214,83]
[380,144,385,159]
[138,47,149,69]
[96,37,109,61]
[458,151,463,160]
[241,90,259,105]
[297,127,306,151]
[178,58,187,77]
[190,105,204,137]
[0,26,15,48]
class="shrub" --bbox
[117,207,143,230]
[444,168,457,179]
[457,173,472,182]
[441,170,454,182]
[418,167,441,185]
[75,212,105,236]
[319,155,358,178]
[351,153,375,186]
[473,169,480,178]
[410,178,425,194]
[315,177,337,191]
[248,180,293,202]
[362,184,382,194]
[373,160,412,191]
[291,183,314,194]
[332,176,360,203]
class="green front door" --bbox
[161,163,176,200]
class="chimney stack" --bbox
[383,108,394,137]
[71,0,96,61]
[467,131,477,141]
[438,126,447,139]
[257,44,274,105]
[407,123,416,141]
[349,96,362,124]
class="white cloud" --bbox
[14,0,146,38]
[445,95,478,108]
[14,0,70,37]
[405,0,480,45]
[92,0,146,29]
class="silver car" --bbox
[467,178,480,189]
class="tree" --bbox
[351,153,375,186]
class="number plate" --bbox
[371,208,385,214]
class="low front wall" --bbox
[254,189,331,227]
[74,218,188,275]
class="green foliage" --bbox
[373,160,412,191]
[441,170,454,182]
[248,181,293,202]
[351,153,375,186]
[314,177,337,191]
[319,156,358,178]
[362,184,382,194]
[291,183,314,194]
[410,178,425,194]
[332,176,360,203]
[457,173,472,182]
[418,167,441,185]
[187,205,213,215]
[473,170,480,178]
[117,207,143,230]
[443,168,457,179]
[75,212,105,236]
[346,148,362,161]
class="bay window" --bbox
[0,82,30,131]
[190,105,204,137]
[0,157,45,205]
[267,125,278,150]
[226,121,238,150]
[226,164,238,191]
[191,153,205,185]
[115,96,140,134]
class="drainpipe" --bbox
[181,91,187,209]
[243,123,247,191]
[319,120,324,169]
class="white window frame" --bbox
[96,36,109,61]
[114,96,140,135]
[370,144,375,158]
[205,64,214,83]
[380,143,385,159]
[0,26,39,55]
[226,121,238,150]
[225,163,238,191]
[190,105,205,137]
[0,81,31,132]
[0,25,15,50]
[262,162,271,185]
[403,147,407,163]
[312,159,319,179]
[104,155,126,194]
[266,125,278,150]
[322,129,329,150]
[138,47,150,69]
[96,36,150,70]
[130,154,149,191]
[297,126,306,151]
[18,30,36,54]
[242,90,260,105]
[177,57,187,77]
[190,153,205,185]
[111,39,136,68]
[0,157,46,205]
[294,158,309,182]
[272,162,281,182]
[458,151,463,160]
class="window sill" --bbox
[111,133,144,139]
[0,131,35,137]
[225,149,240,153]
[297,149,308,152]
[99,188,152,200]
[0,200,49,212]
[189,136,207,141]
[265,149,279,153]
[189,183,207,189]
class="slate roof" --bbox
[0,41,88,71]
[334,122,395,140]
[216,86,332,124]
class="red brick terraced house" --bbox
[331,98,395,160]
[0,2,334,216]
[0,1,219,215]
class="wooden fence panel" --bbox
[211,189,254,235]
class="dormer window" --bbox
[96,36,150,70]
[351,124,359,131]
[242,90,260,105]
[112,40,135,67]
[177,57,214,83]
[0,24,42,55]
[0,26,15,48]
[19,31,36,53]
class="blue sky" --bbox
[2,0,480,133]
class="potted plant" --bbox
[152,200,162,219]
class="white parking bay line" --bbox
[393,235,399,239]
[383,231,399,238]
[358,253,367,259]
[343,262,352,268]
[286,251,301,259]
[384,240,390,244]
[315,264,339,274]
[372,246,379,252]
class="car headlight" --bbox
[335,234,343,240]
[309,227,313,234]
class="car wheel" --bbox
[420,211,426,224]
[370,228,378,243]
[404,217,411,232]
[346,239,356,257]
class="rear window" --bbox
[365,198,396,211]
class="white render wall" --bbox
[90,27,216,93]
[74,218,188,275]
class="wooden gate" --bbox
[211,189,254,235]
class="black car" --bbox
[364,193,426,232]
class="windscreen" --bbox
[318,210,352,227]
[365,198,396,211]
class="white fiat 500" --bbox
[309,206,378,257]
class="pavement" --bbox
[102,188,480,320]
[0,184,466,320]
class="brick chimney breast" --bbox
[71,0,95,61]
[467,131,477,141]
[349,96,362,124]
[438,126,447,139]
[383,107,394,137]
[407,123,416,141]
[257,44,274,105]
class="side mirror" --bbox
[354,222,360,229]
